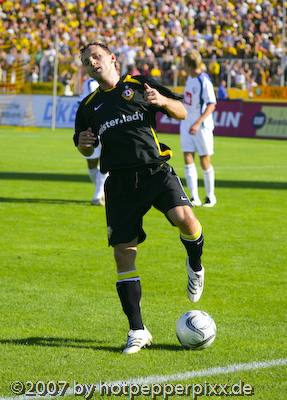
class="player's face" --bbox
[81,45,116,81]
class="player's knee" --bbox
[114,245,137,271]
[182,210,197,229]
[176,208,198,233]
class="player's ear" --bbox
[111,53,116,64]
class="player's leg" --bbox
[200,155,216,207]
[87,157,98,186]
[84,145,107,206]
[87,158,107,206]
[180,120,201,206]
[151,165,205,302]
[198,128,216,207]
[167,206,204,303]
[114,239,152,354]
[92,162,108,206]
[184,152,201,207]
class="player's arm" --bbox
[195,103,216,125]
[144,83,187,120]
[189,103,216,135]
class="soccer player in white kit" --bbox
[78,77,107,206]
[180,50,217,207]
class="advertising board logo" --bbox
[255,88,262,96]
[252,112,266,129]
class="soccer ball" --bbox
[176,310,217,350]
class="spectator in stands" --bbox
[59,70,74,96]
[217,80,229,100]
[150,61,162,82]
[0,0,286,91]
[127,63,141,76]
[28,64,39,83]
[235,66,247,90]
[161,50,173,85]
[208,55,221,86]
[271,65,283,87]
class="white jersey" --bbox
[78,78,99,104]
[183,72,216,130]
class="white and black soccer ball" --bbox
[176,310,217,350]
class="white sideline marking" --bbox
[2,358,287,400]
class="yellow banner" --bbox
[255,106,287,138]
[18,83,62,95]
[253,85,287,100]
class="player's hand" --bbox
[189,122,200,135]
[78,127,97,148]
[144,83,166,106]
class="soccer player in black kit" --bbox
[74,42,205,354]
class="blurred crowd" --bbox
[0,0,286,94]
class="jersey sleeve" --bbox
[202,75,217,106]
[142,75,184,101]
[134,75,184,116]
[73,102,99,148]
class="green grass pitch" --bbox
[0,127,286,399]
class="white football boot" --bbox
[123,326,153,354]
[91,196,105,206]
[203,196,216,208]
[190,197,202,207]
[186,257,205,303]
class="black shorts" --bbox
[105,163,192,246]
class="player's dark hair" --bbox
[80,42,112,56]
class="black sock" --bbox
[116,280,144,331]
[180,232,204,272]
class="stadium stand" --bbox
[0,0,286,94]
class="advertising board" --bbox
[1,95,287,139]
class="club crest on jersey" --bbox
[121,85,134,100]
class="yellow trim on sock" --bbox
[117,270,139,280]
[180,222,202,240]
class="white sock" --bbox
[92,167,108,201]
[88,166,98,186]
[203,166,215,199]
[185,163,199,200]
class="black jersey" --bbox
[74,74,184,173]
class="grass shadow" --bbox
[0,337,122,353]
[0,172,90,183]
[0,197,89,205]
[0,337,184,352]
[182,178,287,191]
[1,172,286,190]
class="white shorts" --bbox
[180,119,214,156]
[82,144,102,159]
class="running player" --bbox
[74,42,206,354]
